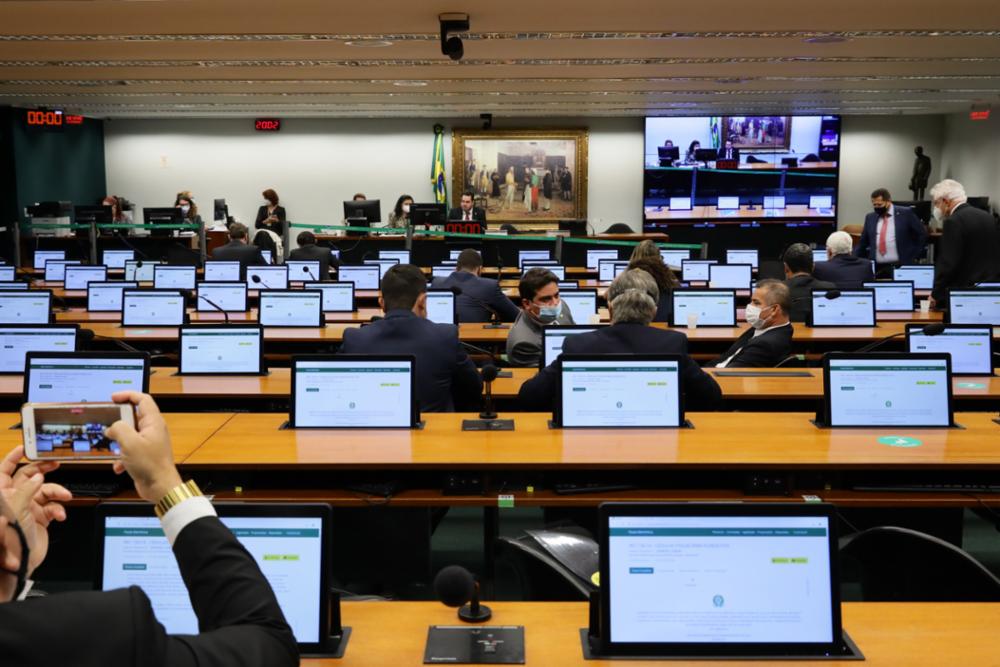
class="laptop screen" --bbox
[560,290,598,323]
[810,290,875,326]
[825,354,952,427]
[586,249,619,270]
[541,325,601,367]
[0,282,28,290]
[292,357,415,428]
[303,282,355,312]
[812,249,827,264]
[863,281,914,311]
[180,326,262,374]
[725,250,758,269]
[893,265,934,290]
[123,260,159,282]
[660,249,689,269]
[64,265,107,291]
[680,260,717,282]
[426,290,456,325]
[380,250,410,264]
[338,265,380,290]
[668,196,692,211]
[261,249,273,265]
[286,260,323,282]
[86,282,137,312]
[559,356,681,428]
[717,196,740,210]
[101,250,134,269]
[948,289,1000,325]
[0,326,76,374]
[44,260,81,282]
[907,324,993,375]
[246,265,289,291]
[518,250,551,267]
[153,265,196,290]
[195,282,247,312]
[525,264,566,280]
[432,265,457,279]
[33,250,65,271]
[0,291,51,324]
[259,290,322,327]
[25,353,148,402]
[203,261,242,282]
[598,260,630,282]
[0,267,12,282]
[122,290,185,326]
[709,264,752,290]
[363,259,399,279]
[763,195,786,209]
[672,290,735,327]
[809,195,833,209]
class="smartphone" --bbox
[22,402,134,461]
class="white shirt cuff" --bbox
[16,579,33,601]
[159,495,216,546]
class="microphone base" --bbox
[458,603,493,623]
[482,323,510,329]
[462,418,515,431]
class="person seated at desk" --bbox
[506,268,575,367]
[719,139,740,162]
[853,188,927,276]
[518,268,722,411]
[448,190,487,227]
[783,242,835,323]
[629,239,678,322]
[101,195,131,223]
[174,192,202,226]
[812,231,874,289]
[431,249,519,323]
[388,194,413,227]
[685,140,701,163]
[288,231,337,279]
[211,222,266,275]
[711,279,793,368]
[254,188,286,238]
[341,264,482,412]
[0,392,298,667]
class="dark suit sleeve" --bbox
[254,206,267,228]
[450,332,484,411]
[679,356,722,411]
[517,363,558,411]
[904,209,927,264]
[853,217,873,259]
[491,282,521,322]
[933,217,962,301]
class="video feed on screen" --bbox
[32,405,123,459]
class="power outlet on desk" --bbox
[444,474,485,496]
[744,474,791,496]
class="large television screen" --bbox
[643,115,841,228]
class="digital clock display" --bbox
[25,109,64,127]
[255,118,281,132]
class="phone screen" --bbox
[26,404,127,460]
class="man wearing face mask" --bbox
[506,267,575,367]
[929,179,1000,310]
[711,279,793,368]
[854,188,927,277]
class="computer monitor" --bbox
[863,281,914,312]
[342,199,381,224]
[24,352,149,403]
[73,205,112,225]
[338,265,380,290]
[43,259,81,282]
[258,290,323,327]
[286,260,323,282]
[261,249,274,265]
[906,323,993,376]
[87,282,137,312]
[948,289,1000,325]
[823,352,952,427]
[975,282,1000,288]
[659,249,690,269]
[0,291,51,324]
[425,289,457,325]
[763,195,787,210]
[380,250,411,264]
[657,145,680,162]
[557,281,579,290]
[153,265,196,290]
[290,355,418,428]
[179,324,263,375]
[671,289,736,327]
[597,502,843,658]
[329,248,341,263]
[893,265,934,290]
[33,250,65,271]
[431,264,457,279]
[809,195,834,209]
[0,325,78,374]
[95,502,331,652]
[142,207,182,229]
[213,198,228,221]
[725,249,759,269]
[518,249,552,267]
[63,265,108,291]
[523,262,566,280]
[0,282,27,290]
[812,248,827,264]
[448,249,466,261]
[0,266,14,282]
[709,264,752,290]
[555,354,683,428]
[560,289,598,324]
[410,203,446,227]
[363,258,400,279]
[680,259,718,282]
[716,196,740,210]
[195,282,248,313]
[100,250,134,270]
[203,260,242,282]
[303,282,355,312]
[586,249,619,270]
[541,325,602,368]
[810,289,876,327]
[123,260,160,282]
[246,265,289,291]
[694,148,718,162]
[121,290,186,327]
[668,197,692,211]
[598,260,630,282]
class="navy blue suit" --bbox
[431,271,520,323]
[340,309,483,412]
[517,322,722,411]
[812,254,875,290]
[854,205,927,265]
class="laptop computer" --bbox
[338,265,380,291]
[101,249,134,270]
[0,290,52,324]
[259,290,324,327]
[203,260,242,282]
[725,249,758,269]
[559,289,598,323]
[893,265,934,290]
[598,260,630,283]
[33,250,65,271]
[948,289,1000,325]
[304,282,356,312]
[906,323,993,376]
[23,351,149,403]
[179,324,264,375]
[246,265,289,291]
[286,260,323,282]
[668,196,692,211]
[810,289,876,327]
[43,259,81,282]
[63,265,108,291]
[863,281,914,312]
[380,249,411,264]
[121,289,186,327]
[680,260,718,283]
[0,324,78,374]
[195,282,248,313]
[426,289,457,325]
[709,264,752,290]
[659,249,690,269]
[671,289,736,327]
[123,259,160,282]
[540,325,603,368]
[153,265,197,290]
[586,249,619,271]
[87,282,138,312]
[518,249,551,267]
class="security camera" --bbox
[440,13,470,61]
[480,113,493,130]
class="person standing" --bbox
[561,167,572,201]
[910,146,932,200]
[503,167,517,209]
[542,171,553,211]
[853,188,927,276]
[523,166,533,212]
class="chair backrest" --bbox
[802,153,822,162]
[496,530,598,601]
[604,223,633,234]
[840,526,1000,601]
[746,155,766,164]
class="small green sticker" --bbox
[877,436,923,448]
[497,494,515,509]
[957,382,986,389]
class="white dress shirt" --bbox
[874,204,899,264]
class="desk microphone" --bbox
[479,364,500,420]
[302,265,318,282]
[434,565,491,623]
[197,294,230,324]
[250,274,273,290]
[856,322,945,353]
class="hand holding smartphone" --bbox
[22,402,135,461]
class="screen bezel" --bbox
[258,289,323,327]
[863,281,915,312]
[670,288,736,327]
[121,289,187,327]
[178,324,264,375]
[303,281,356,313]
[905,323,994,376]
[946,288,1000,325]
[23,350,151,404]
[194,282,249,313]
[0,323,79,375]
[0,289,53,325]
[809,289,876,328]
[86,282,139,312]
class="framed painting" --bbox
[721,116,792,150]
[451,128,588,224]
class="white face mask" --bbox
[932,204,945,222]
[402,203,411,214]
[180,204,190,215]
[744,303,770,329]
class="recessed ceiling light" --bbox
[392,80,429,87]
[803,35,849,44]
[344,40,393,48]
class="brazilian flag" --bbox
[709,116,722,149]
[431,124,448,204]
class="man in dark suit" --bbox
[340,263,482,412]
[719,140,740,162]
[0,392,297,667]
[431,249,519,323]
[929,179,1000,309]
[518,268,722,411]
[447,190,486,232]
[211,222,266,277]
[783,243,835,322]
[854,188,927,275]
[711,279,794,368]
[288,230,338,280]
[813,231,875,289]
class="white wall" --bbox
[939,112,1000,207]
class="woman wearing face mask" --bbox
[173,192,201,225]
[254,189,286,237]
[710,279,794,368]
[388,194,414,227]
[506,267,575,367]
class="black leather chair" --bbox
[496,529,598,601]
[603,223,633,234]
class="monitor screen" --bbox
[668,197,692,211]
[153,265,196,290]
[246,265,289,291]
[25,353,148,403]
[518,250,552,267]
[541,326,601,367]
[680,260,718,282]
[812,248,827,264]
[893,265,934,290]
[0,326,77,374]
[292,357,415,428]
[809,195,833,209]
[261,249,273,265]
[0,282,28,290]
[826,355,951,427]
[717,196,740,210]
[101,250,135,270]
[432,265,457,279]
[259,290,322,327]
[448,249,465,261]
[33,250,66,271]
[285,261,323,282]
[907,324,992,375]
[0,291,51,324]
[380,250,411,264]
[425,290,456,325]
[559,356,681,428]
[709,264,752,290]
[203,261,242,282]
[363,259,400,279]
[560,290,598,323]
[586,249,619,270]
[123,260,160,282]
[863,281,914,312]
[810,290,875,326]
[948,290,1000,325]
[672,290,736,327]
[338,265,380,291]
[87,282,137,312]
[763,195,787,209]
[660,249,690,269]
[303,282,355,312]
[180,326,262,374]
[598,260,630,282]
[63,265,108,291]
[725,249,759,269]
[43,260,81,282]
[195,282,248,312]
[0,266,15,281]
[523,263,566,280]
[122,290,185,326]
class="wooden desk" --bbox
[303,601,1000,666]
[56,307,384,324]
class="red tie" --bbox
[878,216,889,256]
[465,211,470,221]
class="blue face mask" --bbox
[537,304,560,323]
